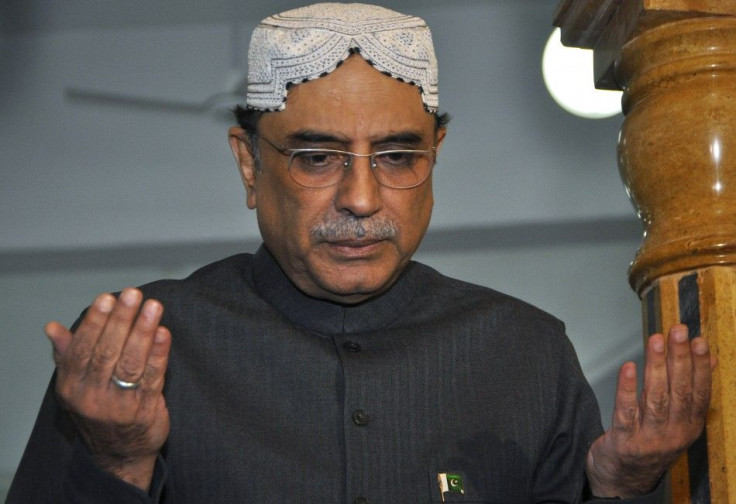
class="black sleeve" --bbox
[585,476,665,503]
[531,332,665,504]
[6,372,167,504]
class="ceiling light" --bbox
[542,28,622,119]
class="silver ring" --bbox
[110,374,142,390]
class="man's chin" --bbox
[296,247,408,303]
[310,269,399,304]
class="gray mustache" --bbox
[311,216,399,241]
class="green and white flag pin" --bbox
[437,473,464,501]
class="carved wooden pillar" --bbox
[554,2,736,502]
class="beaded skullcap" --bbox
[246,3,439,112]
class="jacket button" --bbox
[352,409,369,426]
[343,341,362,352]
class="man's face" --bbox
[230,55,445,304]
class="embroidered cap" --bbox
[246,2,439,112]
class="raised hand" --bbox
[45,288,172,491]
[586,324,714,497]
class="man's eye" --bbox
[298,152,341,167]
[378,152,414,167]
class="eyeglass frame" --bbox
[243,132,438,189]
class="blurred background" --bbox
[0,0,645,497]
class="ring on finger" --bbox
[110,374,142,390]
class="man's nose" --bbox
[334,154,383,218]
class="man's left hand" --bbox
[585,324,715,498]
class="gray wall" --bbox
[0,0,646,497]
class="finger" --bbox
[141,326,172,394]
[62,293,116,378]
[640,332,669,429]
[690,336,713,421]
[610,362,639,434]
[665,325,694,423]
[45,321,73,365]
[111,299,164,387]
[86,288,143,386]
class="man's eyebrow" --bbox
[372,132,425,146]
[285,130,350,144]
[283,130,428,147]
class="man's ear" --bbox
[435,127,447,155]
[228,126,258,209]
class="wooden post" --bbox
[554,2,736,502]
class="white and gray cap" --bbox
[246,3,439,112]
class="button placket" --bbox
[340,335,375,503]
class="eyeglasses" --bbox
[250,133,437,189]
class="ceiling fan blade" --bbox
[65,87,211,114]
[64,16,248,120]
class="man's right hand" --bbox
[45,288,172,491]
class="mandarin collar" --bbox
[250,244,419,335]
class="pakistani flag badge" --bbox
[437,473,464,502]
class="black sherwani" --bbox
[8,245,662,503]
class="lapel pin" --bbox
[437,472,464,502]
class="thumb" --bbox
[45,321,73,364]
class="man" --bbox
[8,3,713,503]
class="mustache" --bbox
[311,215,399,241]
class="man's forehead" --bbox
[245,3,439,113]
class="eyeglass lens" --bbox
[289,150,433,188]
